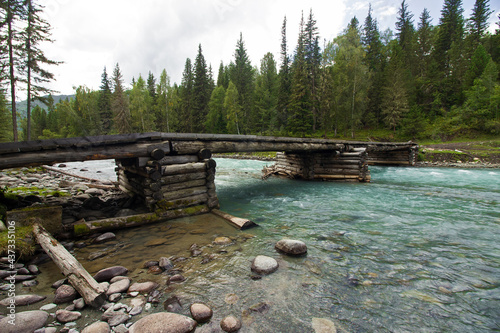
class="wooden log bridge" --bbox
[0,133,418,231]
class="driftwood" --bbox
[43,165,117,188]
[212,209,257,229]
[32,223,106,308]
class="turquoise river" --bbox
[32,158,500,332]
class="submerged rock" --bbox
[251,255,278,275]
[214,236,233,245]
[128,312,197,333]
[128,281,158,294]
[312,317,337,333]
[94,232,116,243]
[220,315,242,332]
[275,239,308,255]
[164,295,183,313]
[0,310,48,333]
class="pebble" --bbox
[40,303,58,311]
[106,278,130,295]
[0,294,46,306]
[158,257,174,271]
[94,232,116,243]
[128,281,159,294]
[108,313,129,327]
[55,309,82,323]
[93,266,129,282]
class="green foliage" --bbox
[225,81,242,134]
[206,86,227,133]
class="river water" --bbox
[33,159,500,332]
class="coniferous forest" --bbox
[1,0,499,143]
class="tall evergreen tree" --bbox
[229,33,254,133]
[304,9,321,132]
[155,68,171,132]
[0,90,11,141]
[224,81,241,134]
[362,4,385,126]
[111,63,131,134]
[21,0,60,141]
[434,0,464,71]
[130,75,155,132]
[98,67,112,134]
[205,85,226,133]
[254,52,278,134]
[3,0,24,141]
[179,58,194,132]
[277,16,291,132]
[216,62,229,89]
[467,0,493,43]
[288,13,312,135]
[192,44,211,133]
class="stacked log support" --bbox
[271,146,370,182]
[116,149,219,216]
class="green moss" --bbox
[0,225,35,259]
[73,223,90,236]
[6,186,69,197]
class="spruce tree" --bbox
[21,0,60,141]
[179,58,194,132]
[254,52,278,134]
[288,13,312,136]
[304,9,321,132]
[205,85,226,133]
[467,0,493,43]
[216,62,229,89]
[277,16,291,132]
[98,67,112,134]
[192,44,211,133]
[224,81,241,134]
[111,63,131,134]
[229,33,254,133]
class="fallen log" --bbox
[211,209,257,229]
[32,223,106,308]
[43,165,117,187]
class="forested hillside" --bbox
[1,0,498,142]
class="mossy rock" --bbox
[5,206,62,235]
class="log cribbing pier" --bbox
[0,133,418,231]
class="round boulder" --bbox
[0,310,48,333]
[106,278,130,295]
[129,312,196,333]
[251,255,278,275]
[220,315,242,332]
[275,239,307,255]
[128,281,159,294]
[190,303,213,323]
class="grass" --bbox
[0,224,35,259]
[6,186,70,197]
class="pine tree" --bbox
[216,62,229,89]
[0,90,11,142]
[192,44,211,133]
[229,33,254,133]
[277,16,291,132]
[111,63,131,134]
[98,67,112,134]
[21,0,60,141]
[155,68,172,132]
[130,75,155,132]
[434,0,464,71]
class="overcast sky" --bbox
[40,0,498,96]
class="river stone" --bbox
[110,276,130,283]
[22,279,39,287]
[312,317,337,333]
[54,284,78,304]
[55,309,82,323]
[251,255,278,275]
[0,310,48,333]
[213,236,232,245]
[159,257,174,271]
[143,260,159,268]
[73,297,85,310]
[220,315,242,332]
[148,265,163,274]
[0,294,46,306]
[164,295,182,313]
[129,312,197,333]
[108,313,130,327]
[107,278,130,295]
[108,293,122,302]
[40,303,57,311]
[94,232,116,243]
[167,274,186,285]
[128,281,158,294]
[275,239,308,255]
[52,278,67,289]
[129,305,143,316]
[93,266,129,282]
[81,321,111,333]
[190,303,213,323]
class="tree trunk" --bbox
[32,223,106,308]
